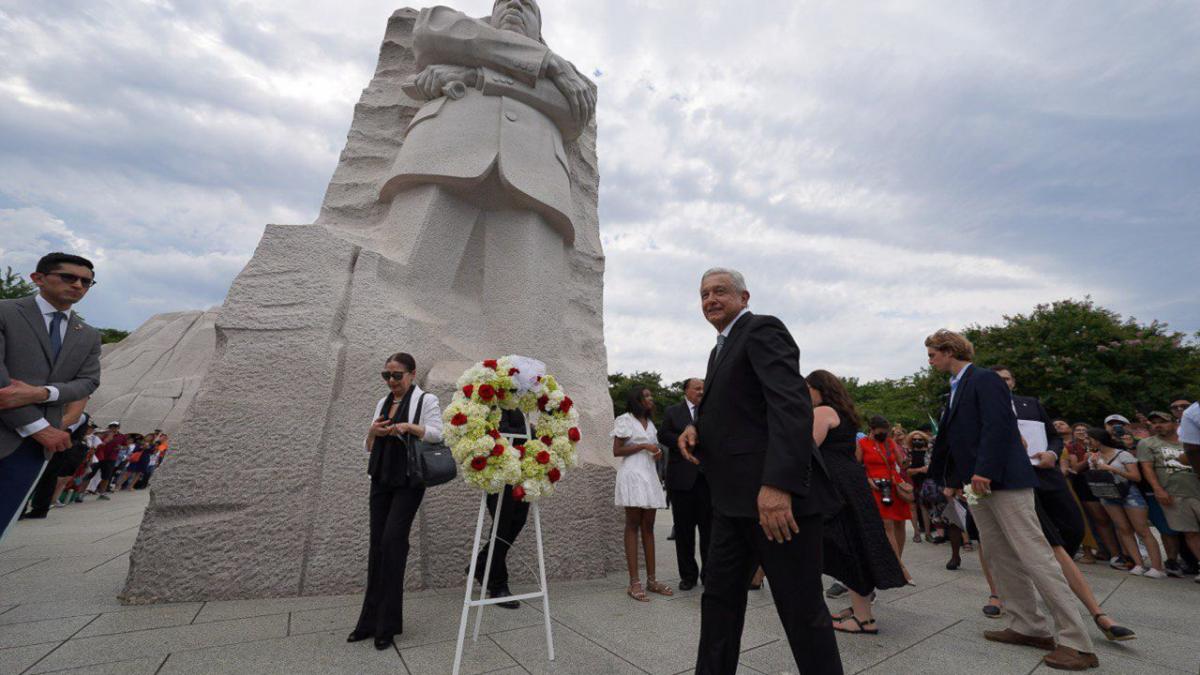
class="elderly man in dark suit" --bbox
[679,268,841,675]
[657,377,709,591]
[0,253,102,542]
[925,330,1097,671]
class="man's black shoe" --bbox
[679,579,697,591]
[488,587,520,609]
[22,510,48,520]
[374,636,394,650]
[347,630,371,643]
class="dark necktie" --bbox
[714,334,726,360]
[50,312,67,360]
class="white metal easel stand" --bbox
[451,490,554,675]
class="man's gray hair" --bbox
[701,267,748,293]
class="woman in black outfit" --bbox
[348,352,443,650]
[806,370,907,635]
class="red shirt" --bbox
[96,433,127,462]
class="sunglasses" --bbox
[46,272,97,288]
[380,371,411,381]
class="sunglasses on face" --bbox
[381,371,410,381]
[46,272,97,288]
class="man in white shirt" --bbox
[0,252,102,542]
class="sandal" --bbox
[982,595,1004,619]
[627,580,649,602]
[912,533,922,544]
[1093,613,1136,642]
[646,579,674,597]
[832,606,854,621]
[833,616,878,635]
[924,533,935,543]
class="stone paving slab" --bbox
[3,490,1199,675]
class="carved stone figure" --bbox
[122,4,619,602]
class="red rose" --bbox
[512,485,526,501]
[451,413,468,426]
[568,427,581,442]
[490,444,504,457]
[496,388,506,400]
[559,397,573,413]
[470,456,487,471]
[483,359,498,369]
[508,367,520,376]
[515,444,526,459]
[536,375,543,382]
[537,395,549,412]
[540,435,552,446]
[462,384,474,398]
[487,429,501,439]
[536,450,551,465]
[548,468,561,483]
[478,384,496,401]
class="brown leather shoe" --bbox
[983,628,1055,650]
[1042,645,1099,670]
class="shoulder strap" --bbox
[412,392,426,426]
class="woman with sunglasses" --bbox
[349,352,442,651]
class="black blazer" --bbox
[657,401,700,491]
[928,364,1038,491]
[695,312,819,518]
[1013,393,1068,492]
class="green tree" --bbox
[1,266,35,300]
[964,298,1200,422]
[99,328,130,345]
[607,371,686,426]
[843,368,947,432]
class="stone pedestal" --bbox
[122,8,620,602]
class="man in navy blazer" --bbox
[925,330,1097,671]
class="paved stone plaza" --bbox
[1,491,1196,674]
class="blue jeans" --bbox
[0,439,48,544]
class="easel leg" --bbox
[533,503,555,661]
[473,491,504,641]
[453,493,489,675]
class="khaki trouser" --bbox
[971,488,1093,653]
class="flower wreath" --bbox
[442,356,581,501]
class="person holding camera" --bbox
[857,415,913,584]
[349,352,442,651]
[1085,427,1167,578]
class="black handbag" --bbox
[405,393,457,488]
[1084,469,1130,501]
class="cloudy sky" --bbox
[2,1,1197,383]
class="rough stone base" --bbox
[121,225,623,603]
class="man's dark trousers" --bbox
[669,474,711,585]
[476,485,530,591]
[697,509,841,675]
[0,439,47,539]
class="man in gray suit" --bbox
[0,252,102,542]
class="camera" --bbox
[911,438,928,449]
[873,478,894,506]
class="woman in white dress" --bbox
[612,387,671,602]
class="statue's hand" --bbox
[415,65,477,99]
[546,53,595,126]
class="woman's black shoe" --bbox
[374,636,395,650]
[946,558,961,570]
[346,630,371,643]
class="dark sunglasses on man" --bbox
[46,272,97,288]
[380,371,410,381]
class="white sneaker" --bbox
[1142,568,1168,579]
[1108,556,1125,569]
[1128,565,1147,576]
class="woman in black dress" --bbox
[348,352,443,650]
[806,370,907,635]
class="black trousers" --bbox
[354,482,424,638]
[668,474,712,584]
[697,509,842,675]
[476,485,530,591]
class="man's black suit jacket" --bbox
[1013,393,1068,492]
[928,364,1038,491]
[658,401,700,491]
[695,312,818,519]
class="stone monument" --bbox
[87,309,218,434]
[123,2,621,602]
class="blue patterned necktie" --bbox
[49,311,66,360]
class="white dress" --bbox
[612,413,667,509]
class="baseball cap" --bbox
[1103,414,1130,425]
[1146,411,1174,422]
